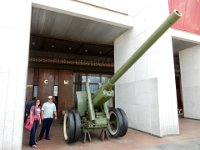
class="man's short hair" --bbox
[48,96,53,99]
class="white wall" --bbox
[114,0,179,136]
[172,29,200,44]
[74,0,130,14]
[0,0,31,149]
[179,45,200,119]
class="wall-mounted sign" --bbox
[64,80,69,85]
[44,80,49,84]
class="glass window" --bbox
[82,75,87,83]
[54,85,58,96]
[87,74,100,83]
[33,86,38,98]
[101,76,108,83]
[90,84,98,93]
[81,84,86,91]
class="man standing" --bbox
[37,96,57,140]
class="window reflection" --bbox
[33,86,38,98]
[54,85,58,96]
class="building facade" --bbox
[0,0,200,149]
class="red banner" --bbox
[169,0,200,34]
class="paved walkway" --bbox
[22,118,200,150]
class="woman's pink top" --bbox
[30,106,41,120]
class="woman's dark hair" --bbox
[34,99,41,107]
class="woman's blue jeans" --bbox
[29,120,39,146]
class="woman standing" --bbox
[29,99,41,148]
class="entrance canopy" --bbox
[30,7,128,57]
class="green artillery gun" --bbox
[63,10,182,143]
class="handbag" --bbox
[25,116,33,131]
[25,106,40,131]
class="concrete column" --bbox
[114,0,179,136]
[0,0,31,149]
[179,45,200,119]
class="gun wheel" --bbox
[72,110,81,142]
[117,108,128,137]
[63,110,75,143]
[108,108,124,138]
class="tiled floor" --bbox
[22,118,200,150]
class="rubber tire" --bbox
[108,108,124,138]
[63,110,75,143]
[72,110,82,142]
[117,108,128,137]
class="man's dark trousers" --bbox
[38,118,53,139]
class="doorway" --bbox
[26,68,73,117]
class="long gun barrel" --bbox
[64,10,182,143]
[92,10,182,107]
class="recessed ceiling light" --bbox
[51,45,55,48]
[32,42,35,46]
[68,47,72,50]
[99,51,102,54]
[85,49,88,52]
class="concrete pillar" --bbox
[114,0,179,136]
[179,45,200,119]
[0,0,31,149]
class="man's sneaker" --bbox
[35,142,38,145]
[32,145,37,148]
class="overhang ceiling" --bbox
[30,7,128,57]
[172,38,198,55]
[30,7,198,59]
